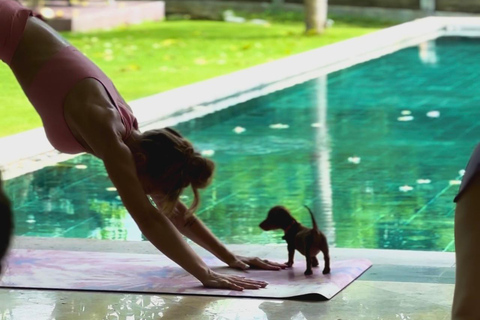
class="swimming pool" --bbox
[5,36,480,252]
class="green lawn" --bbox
[0,16,395,137]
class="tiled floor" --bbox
[0,238,455,320]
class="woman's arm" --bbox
[76,107,267,290]
[100,140,269,290]
[153,199,286,271]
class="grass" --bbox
[0,14,396,137]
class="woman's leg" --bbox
[452,173,480,319]
[0,173,13,274]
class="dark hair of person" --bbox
[138,127,215,215]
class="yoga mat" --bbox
[1,249,371,300]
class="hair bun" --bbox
[185,154,215,189]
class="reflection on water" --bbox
[5,159,137,240]
[5,37,480,251]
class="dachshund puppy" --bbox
[259,205,330,275]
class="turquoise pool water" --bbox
[6,36,480,251]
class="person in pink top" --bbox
[0,0,286,287]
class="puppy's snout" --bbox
[259,220,269,230]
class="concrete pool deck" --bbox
[1,15,478,319]
[1,237,455,319]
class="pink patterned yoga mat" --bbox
[1,249,371,300]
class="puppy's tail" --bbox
[304,205,319,231]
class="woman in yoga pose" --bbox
[0,0,285,289]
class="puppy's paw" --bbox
[304,269,313,276]
[285,261,293,268]
[322,268,331,274]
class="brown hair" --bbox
[0,173,13,274]
[138,127,215,216]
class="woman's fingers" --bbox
[203,272,268,291]
[223,279,244,291]
[246,257,287,270]
[229,259,250,270]
[259,259,287,270]
[229,275,268,288]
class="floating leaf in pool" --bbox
[401,110,412,115]
[195,136,312,155]
[311,123,322,128]
[427,110,440,118]
[347,156,361,164]
[106,187,117,192]
[416,179,431,184]
[75,165,87,170]
[233,126,246,134]
[201,150,215,157]
[449,180,461,186]
[399,185,413,192]
[26,215,36,224]
[398,116,414,122]
[459,169,465,176]
[269,123,289,129]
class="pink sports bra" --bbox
[25,46,138,154]
[1,0,138,154]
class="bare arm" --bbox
[153,199,286,271]
[168,201,237,265]
[71,91,274,286]
[100,141,270,289]
[102,142,212,281]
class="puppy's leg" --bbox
[286,243,295,267]
[322,245,330,274]
[311,256,319,267]
[304,236,313,275]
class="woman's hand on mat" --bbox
[227,255,287,271]
[201,270,268,291]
